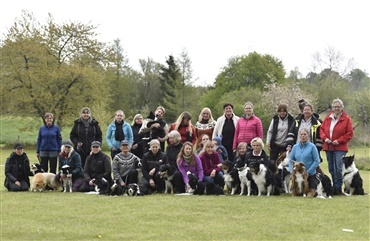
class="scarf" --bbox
[115,121,125,142]
[183,154,192,163]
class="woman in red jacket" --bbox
[169,112,197,145]
[320,98,353,195]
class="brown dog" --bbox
[291,161,309,197]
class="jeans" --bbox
[203,172,224,187]
[325,150,346,191]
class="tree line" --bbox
[1,11,369,145]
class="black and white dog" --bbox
[30,163,45,175]
[222,160,240,195]
[275,151,291,194]
[126,183,143,196]
[315,172,333,199]
[60,165,72,193]
[249,160,279,196]
[188,172,206,195]
[234,162,257,196]
[342,155,365,196]
[159,164,175,194]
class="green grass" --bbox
[1,150,369,240]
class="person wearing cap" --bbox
[57,139,85,192]
[112,140,141,195]
[106,110,133,159]
[36,112,62,174]
[83,141,112,193]
[70,107,102,168]
[4,143,31,191]
[141,139,168,193]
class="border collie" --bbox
[291,161,309,197]
[222,160,240,195]
[315,172,333,199]
[275,151,291,194]
[159,164,175,194]
[60,165,72,193]
[249,160,277,196]
[342,155,365,196]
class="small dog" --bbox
[291,161,309,197]
[315,172,333,199]
[222,160,240,195]
[30,163,45,175]
[188,172,206,195]
[342,155,365,196]
[126,183,142,196]
[249,160,277,196]
[275,151,291,194]
[159,164,175,194]
[60,165,72,193]
[31,172,60,192]
[93,177,109,194]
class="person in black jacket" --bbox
[131,114,145,158]
[266,104,294,162]
[141,139,168,193]
[4,143,30,191]
[70,107,102,168]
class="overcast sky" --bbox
[1,0,369,86]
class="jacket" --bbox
[289,141,320,176]
[84,151,112,182]
[169,123,197,145]
[199,151,222,176]
[37,124,62,153]
[141,151,168,181]
[177,155,204,185]
[58,147,84,180]
[70,118,102,155]
[233,115,263,150]
[4,152,31,189]
[131,123,145,158]
[266,114,294,148]
[320,111,353,152]
[112,152,141,182]
[235,150,269,168]
[213,114,239,139]
[106,121,133,149]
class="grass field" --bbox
[1,150,369,240]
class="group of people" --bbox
[4,98,353,196]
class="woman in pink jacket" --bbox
[320,98,353,195]
[233,102,263,152]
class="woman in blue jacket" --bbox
[36,113,62,173]
[289,127,320,195]
[106,110,133,159]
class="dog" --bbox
[126,183,142,196]
[30,163,45,175]
[234,161,257,196]
[275,151,291,194]
[60,165,72,193]
[291,161,309,197]
[342,155,365,196]
[188,172,206,195]
[249,160,278,196]
[159,164,175,194]
[31,172,60,192]
[205,182,224,195]
[93,177,110,194]
[315,172,333,199]
[222,160,240,195]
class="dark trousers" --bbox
[40,157,57,174]
[8,180,29,191]
[172,171,186,193]
[141,171,164,193]
[269,145,287,162]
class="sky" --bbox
[1,0,369,86]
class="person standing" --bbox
[195,107,216,149]
[36,112,62,173]
[169,111,197,145]
[266,104,294,162]
[131,114,145,159]
[106,110,133,159]
[4,143,31,191]
[70,107,102,168]
[213,103,239,161]
[320,98,353,195]
[233,102,263,152]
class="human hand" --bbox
[149,168,155,176]
[325,138,332,144]
[332,140,339,146]
[286,146,292,152]
[78,142,83,147]
[120,181,126,187]
[210,170,216,178]
[15,181,21,187]
[89,178,95,186]
[132,144,138,150]
[216,163,222,168]
[149,179,155,187]
[151,123,160,129]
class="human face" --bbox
[299,130,309,143]
[201,135,209,145]
[224,106,233,116]
[244,105,253,116]
[64,146,71,154]
[205,144,215,155]
[278,110,287,119]
[91,146,101,154]
[303,106,312,119]
[81,111,91,121]
[15,147,23,156]
[238,145,247,156]
[155,109,164,119]
[45,116,53,126]
[202,111,210,121]
[182,118,190,126]
[115,112,124,123]
[332,102,343,116]
[150,144,159,154]
[120,144,130,153]
[168,135,177,145]
[135,115,143,124]
[252,142,262,153]
[183,144,193,156]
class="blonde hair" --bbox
[132,114,143,125]
[236,142,248,157]
[198,107,215,123]
[156,106,166,114]
[251,137,264,149]
[114,110,125,121]
[168,130,182,143]
[173,112,194,136]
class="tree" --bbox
[345,68,370,90]
[0,11,113,129]
[159,55,181,122]
[176,48,193,109]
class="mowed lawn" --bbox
[0,149,369,241]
